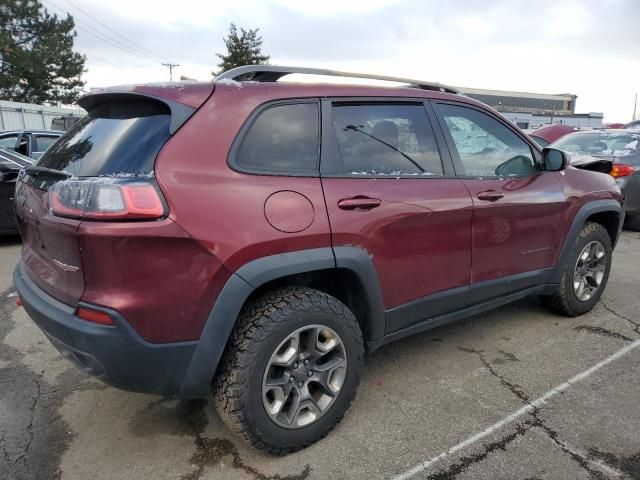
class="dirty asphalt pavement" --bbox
[1,231,640,480]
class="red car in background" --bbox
[529,124,579,147]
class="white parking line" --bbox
[392,338,640,480]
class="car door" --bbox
[433,101,568,303]
[320,99,474,334]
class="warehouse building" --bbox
[458,87,603,129]
[0,100,85,131]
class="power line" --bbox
[42,0,160,66]
[60,0,173,64]
[87,54,126,69]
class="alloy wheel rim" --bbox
[262,324,347,429]
[573,241,606,302]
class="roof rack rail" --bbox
[215,65,462,95]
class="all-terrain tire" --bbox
[213,286,364,455]
[542,222,612,317]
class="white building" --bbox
[0,100,85,131]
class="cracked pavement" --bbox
[1,231,640,479]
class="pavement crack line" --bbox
[12,378,42,467]
[392,341,640,480]
[600,301,640,336]
[457,347,611,478]
[573,325,633,342]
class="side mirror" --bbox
[542,147,568,172]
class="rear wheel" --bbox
[213,287,364,455]
[542,222,612,316]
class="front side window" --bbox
[235,102,320,174]
[437,103,537,177]
[330,104,443,176]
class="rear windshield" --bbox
[36,100,171,177]
[553,132,640,159]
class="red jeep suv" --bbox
[13,66,624,454]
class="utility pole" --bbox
[162,63,180,81]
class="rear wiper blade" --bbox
[24,165,72,178]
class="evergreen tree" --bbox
[214,23,270,77]
[0,0,86,105]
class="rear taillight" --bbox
[610,164,636,178]
[49,179,165,220]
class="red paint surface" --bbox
[321,177,473,308]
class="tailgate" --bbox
[15,179,84,305]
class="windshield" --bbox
[36,99,171,177]
[553,132,640,157]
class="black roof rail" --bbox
[215,65,462,95]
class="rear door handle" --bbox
[337,196,382,211]
[476,190,504,202]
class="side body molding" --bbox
[548,199,624,284]
[178,246,385,398]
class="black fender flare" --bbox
[178,246,385,398]
[548,199,624,284]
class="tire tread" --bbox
[213,286,364,455]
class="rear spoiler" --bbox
[77,92,195,135]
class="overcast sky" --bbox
[42,0,639,122]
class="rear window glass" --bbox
[36,100,171,177]
[235,102,320,174]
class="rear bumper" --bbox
[14,260,198,397]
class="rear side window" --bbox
[34,135,59,153]
[330,104,443,176]
[235,102,320,175]
[36,99,171,177]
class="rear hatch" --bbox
[15,84,213,305]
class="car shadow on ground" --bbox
[0,234,21,246]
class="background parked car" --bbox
[551,129,640,230]
[0,129,63,159]
[51,115,83,131]
[528,124,579,147]
[0,147,32,235]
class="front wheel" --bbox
[542,222,612,317]
[213,287,364,455]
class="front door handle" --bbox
[337,196,382,211]
[476,190,504,202]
